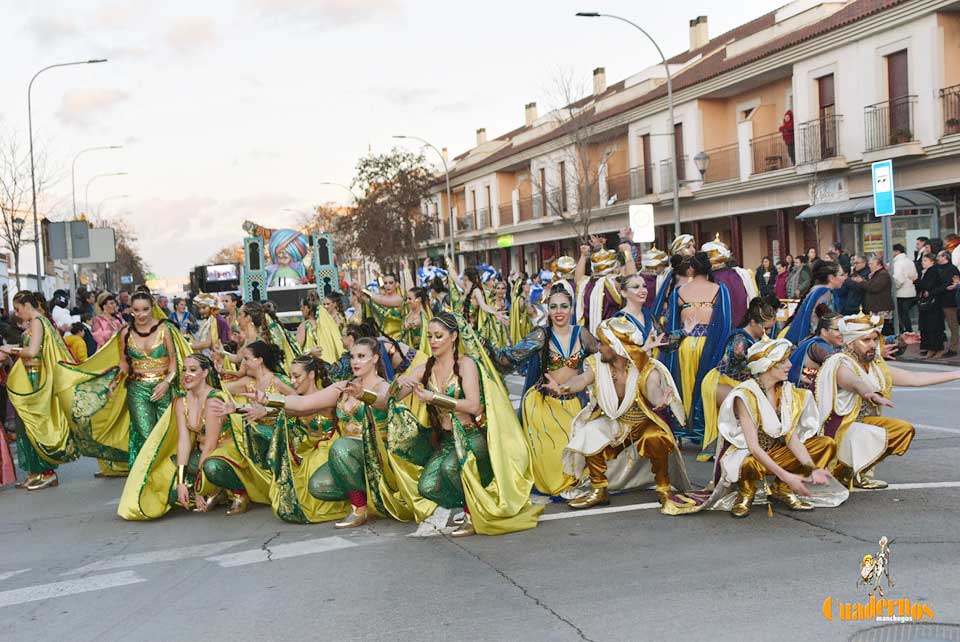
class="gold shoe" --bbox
[655,484,673,505]
[854,477,888,490]
[450,512,475,538]
[196,489,227,512]
[334,506,371,529]
[769,482,814,511]
[26,472,58,491]
[225,493,249,516]
[730,480,756,518]
[15,473,39,489]
[567,487,609,510]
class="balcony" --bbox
[629,165,654,199]
[457,212,475,232]
[702,143,739,183]
[605,171,631,205]
[864,96,917,151]
[794,115,846,174]
[476,207,489,230]
[517,195,534,222]
[750,132,794,175]
[941,84,960,137]
[532,188,563,218]
[659,156,688,193]
[498,201,514,224]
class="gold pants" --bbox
[740,435,836,482]
[586,418,674,489]
[851,416,915,473]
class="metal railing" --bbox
[941,84,960,136]
[516,195,534,222]
[476,207,489,230]
[498,201,515,224]
[749,131,794,174]
[701,143,739,183]
[457,212,475,232]
[532,188,563,218]
[795,115,841,163]
[659,156,687,192]
[629,165,653,198]
[864,95,917,151]
[605,171,631,205]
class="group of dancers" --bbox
[4,229,958,535]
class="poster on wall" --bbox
[863,223,884,254]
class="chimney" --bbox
[689,15,708,51]
[524,102,538,127]
[592,67,606,95]
[476,128,487,146]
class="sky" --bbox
[0,0,787,280]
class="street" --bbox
[0,363,957,642]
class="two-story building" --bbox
[421,0,960,275]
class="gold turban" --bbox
[746,337,794,375]
[641,246,669,269]
[194,292,220,310]
[839,312,883,345]
[590,248,619,277]
[701,233,732,268]
[596,316,649,373]
[669,234,696,255]
[555,255,576,278]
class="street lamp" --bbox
[392,134,455,267]
[575,13,681,236]
[72,145,123,217]
[96,194,130,219]
[12,217,25,238]
[28,58,108,288]
[85,172,127,216]
[693,151,711,179]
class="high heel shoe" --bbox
[26,472,59,491]
[15,473,39,489]
[225,492,249,516]
[196,489,227,512]
[450,512,475,538]
[334,506,371,529]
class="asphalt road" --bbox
[1,362,958,642]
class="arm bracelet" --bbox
[164,370,176,385]
[177,465,186,486]
[265,393,286,409]
[428,391,459,411]
[359,388,380,405]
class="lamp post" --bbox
[72,145,122,217]
[85,172,127,216]
[392,134,455,268]
[28,59,108,289]
[575,13,681,236]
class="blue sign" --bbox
[871,159,895,217]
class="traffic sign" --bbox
[871,159,895,217]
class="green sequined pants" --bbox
[201,457,245,491]
[308,437,365,501]
[15,369,55,474]
[126,380,172,467]
[418,427,492,509]
[167,450,202,504]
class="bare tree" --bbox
[90,214,149,291]
[0,132,52,288]
[529,68,624,243]
[208,244,244,265]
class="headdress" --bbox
[194,292,220,310]
[477,264,499,284]
[701,233,732,268]
[839,312,883,345]
[268,229,309,264]
[555,256,576,279]
[596,316,649,373]
[590,248,619,277]
[746,337,793,375]
[417,265,448,286]
[669,234,696,255]
[641,246,669,269]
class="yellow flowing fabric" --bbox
[268,320,302,373]
[312,306,345,365]
[520,391,578,496]
[363,298,404,340]
[699,368,739,462]
[678,336,706,417]
[117,403,181,520]
[197,421,272,504]
[152,302,168,322]
[7,317,79,465]
[457,319,542,535]
[509,282,532,345]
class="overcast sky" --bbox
[1,0,786,279]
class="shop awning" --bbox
[797,190,943,220]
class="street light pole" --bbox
[85,172,128,217]
[576,13,680,236]
[72,145,123,217]
[28,59,107,291]
[392,135,455,268]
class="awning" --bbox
[797,189,943,220]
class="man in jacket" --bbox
[936,250,960,357]
[891,243,918,332]
[840,255,871,315]
[786,255,812,299]
[851,255,894,335]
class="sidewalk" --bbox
[896,343,960,367]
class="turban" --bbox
[590,248,619,277]
[641,246,669,269]
[194,292,219,310]
[555,256,576,278]
[596,316,649,373]
[529,283,545,305]
[746,337,794,375]
[669,234,696,255]
[417,266,447,285]
[477,264,499,284]
[701,233,732,268]
[269,229,309,264]
[839,312,883,345]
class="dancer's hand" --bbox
[541,373,563,395]
[240,388,267,404]
[194,494,209,512]
[150,381,171,402]
[177,483,191,509]
[241,404,268,422]
[642,332,668,353]
[783,472,811,497]
[864,391,893,408]
[208,398,233,417]
[807,468,831,486]
[411,383,434,404]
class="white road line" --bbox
[0,569,30,582]
[914,423,960,435]
[207,536,357,567]
[63,539,249,576]
[892,387,960,392]
[0,571,145,609]
[879,481,960,491]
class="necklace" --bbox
[132,322,161,338]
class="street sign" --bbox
[871,159,895,217]
[46,221,91,260]
[120,275,133,285]
[496,234,514,248]
[629,204,655,242]
[73,228,118,264]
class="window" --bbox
[538,168,546,216]
[817,74,837,157]
[484,185,491,228]
[559,161,568,212]
[641,134,653,194]
[886,50,910,138]
[674,123,686,181]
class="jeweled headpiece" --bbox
[590,248,618,276]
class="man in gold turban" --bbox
[574,238,623,334]
[815,312,960,488]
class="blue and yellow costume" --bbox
[781,285,833,345]
[699,329,759,460]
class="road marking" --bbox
[879,481,960,491]
[893,387,960,392]
[63,540,249,576]
[0,569,30,582]
[0,571,145,609]
[914,423,960,435]
[207,536,357,567]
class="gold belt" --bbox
[129,372,166,383]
